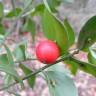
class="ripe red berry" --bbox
[36,40,60,64]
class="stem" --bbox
[11,0,16,16]
[15,58,38,63]
[0,49,79,91]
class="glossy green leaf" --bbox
[0,2,4,18]
[78,16,96,51]
[70,57,96,77]
[20,64,35,88]
[22,18,36,41]
[88,44,96,64]
[6,8,22,18]
[42,9,68,55]
[64,18,75,47]
[44,64,78,96]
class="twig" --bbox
[0,49,79,91]
[15,58,38,63]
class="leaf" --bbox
[47,63,71,76]
[4,75,13,88]
[0,23,5,35]
[20,64,35,88]
[32,4,45,16]
[77,16,96,51]
[4,45,24,87]
[70,57,96,77]
[0,2,4,18]
[13,43,26,61]
[3,45,15,88]
[4,45,14,65]
[42,9,68,55]
[0,63,23,82]
[64,60,78,75]
[0,54,14,88]
[6,8,22,18]
[43,0,51,12]
[46,0,74,12]
[0,54,8,64]
[13,42,35,88]
[22,18,36,41]
[64,18,75,47]
[44,64,78,96]
[88,44,96,64]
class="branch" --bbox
[15,58,38,63]
[0,49,79,91]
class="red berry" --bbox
[36,40,60,64]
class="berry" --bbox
[36,40,60,64]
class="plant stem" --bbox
[11,0,16,16]
[15,58,38,63]
[0,49,79,91]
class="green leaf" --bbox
[4,45,15,88]
[4,45,14,65]
[43,0,51,12]
[64,60,78,75]
[70,57,96,77]
[78,16,96,51]
[46,0,74,12]
[13,43,26,61]
[32,4,45,16]
[0,63,23,83]
[22,18,36,41]
[0,54,14,88]
[6,8,22,18]
[64,18,75,47]
[0,2,4,18]
[42,9,68,55]
[4,45,24,87]
[88,44,96,64]
[20,64,35,88]
[0,54,8,64]
[0,23,5,35]
[44,64,78,96]
[13,43,36,88]
[14,42,35,88]
[47,63,71,76]
[4,75,13,88]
